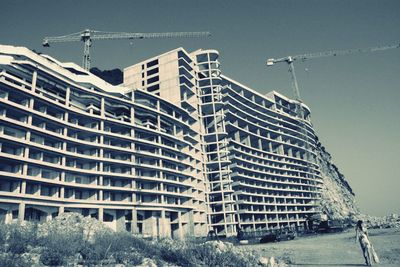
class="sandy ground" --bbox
[241,228,400,267]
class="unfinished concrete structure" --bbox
[0,44,321,238]
[0,45,207,238]
[124,48,322,236]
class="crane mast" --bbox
[266,42,400,217]
[43,29,211,70]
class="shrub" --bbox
[113,249,144,265]
[80,230,139,263]
[0,224,7,252]
[154,239,192,266]
[0,253,32,267]
[39,248,65,266]
[38,215,87,265]
[6,223,38,255]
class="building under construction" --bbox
[0,44,322,237]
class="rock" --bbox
[317,142,360,221]
[138,258,157,267]
[355,213,400,229]
[205,240,234,252]
[258,256,269,266]
[269,256,276,267]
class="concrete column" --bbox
[188,210,194,236]
[65,87,70,106]
[59,205,64,215]
[22,163,29,176]
[5,209,13,224]
[46,213,52,222]
[130,107,135,124]
[64,112,69,123]
[234,131,240,142]
[131,208,139,234]
[278,144,284,155]
[31,70,37,92]
[177,211,184,239]
[100,97,105,118]
[143,211,156,237]
[60,171,65,198]
[116,210,125,231]
[18,202,25,222]
[159,210,169,238]
[20,181,26,194]
[157,115,161,131]
[98,207,104,222]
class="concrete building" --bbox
[0,45,207,238]
[0,44,321,238]
[124,48,322,236]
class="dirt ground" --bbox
[241,228,400,267]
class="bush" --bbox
[6,223,38,255]
[39,248,65,266]
[186,242,256,267]
[38,214,88,265]
[0,224,7,252]
[114,249,144,265]
[1,213,273,266]
[136,238,259,267]
[0,253,32,267]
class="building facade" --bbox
[0,45,207,238]
[124,48,322,236]
[0,44,321,238]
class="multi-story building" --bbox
[124,48,322,236]
[0,45,207,238]
[0,44,321,238]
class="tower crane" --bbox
[43,29,211,70]
[266,42,400,102]
[266,42,400,219]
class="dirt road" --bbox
[242,228,400,266]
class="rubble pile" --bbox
[316,141,361,220]
[356,213,400,229]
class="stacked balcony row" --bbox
[0,53,207,236]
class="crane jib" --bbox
[42,29,211,70]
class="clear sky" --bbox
[1,0,399,217]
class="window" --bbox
[148,84,159,92]
[147,76,159,84]
[147,68,158,76]
[146,59,158,68]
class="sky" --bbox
[1,0,399,217]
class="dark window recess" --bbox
[147,59,158,68]
[147,68,159,76]
[178,51,192,64]
[199,79,210,87]
[147,76,159,84]
[148,84,160,92]
[142,81,145,86]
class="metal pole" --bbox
[287,58,301,102]
[83,38,91,70]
